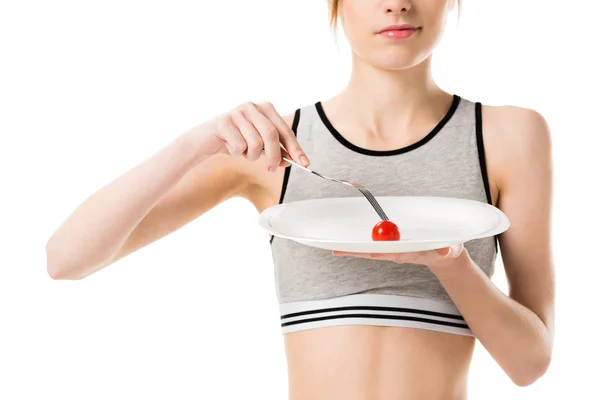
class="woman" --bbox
[45,0,554,398]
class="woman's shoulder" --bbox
[479,102,552,196]
[480,102,551,155]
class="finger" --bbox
[241,102,282,172]
[259,144,292,168]
[369,253,398,260]
[332,250,368,258]
[435,244,463,258]
[332,251,395,260]
[278,144,292,167]
[216,115,247,157]
[256,102,310,167]
[435,247,451,257]
[230,110,263,162]
[446,244,464,258]
[278,159,292,167]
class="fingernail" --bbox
[447,244,463,258]
[300,155,309,166]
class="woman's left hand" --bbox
[332,243,468,270]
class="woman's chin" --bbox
[372,57,425,71]
[359,50,429,71]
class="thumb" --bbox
[436,244,464,258]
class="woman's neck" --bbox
[329,55,452,142]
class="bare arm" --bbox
[45,131,209,279]
[46,103,305,280]
[428,106,555,386]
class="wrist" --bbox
[180,123,214,165]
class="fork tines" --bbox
[357,187,389,221]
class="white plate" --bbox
[259,196,509,253]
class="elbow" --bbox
[509,350,552,387]
[46,239,63,279]
[45,239,82,280]
[46,247,69,280]
[46,262,74,280]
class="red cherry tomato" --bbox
[371,220,401,241]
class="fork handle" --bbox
[282,156,312,173]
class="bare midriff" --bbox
[284,325,475,400]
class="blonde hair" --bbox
[328,0,461,31]
[328,0,340,31]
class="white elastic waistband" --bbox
[280,293,472,336]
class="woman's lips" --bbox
[377,24,421,39]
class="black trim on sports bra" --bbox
[475,101,498,253]
[475,102,492,206]
[281,305,465,321]
[269,108,300,244]
[281,312,470,330]
[315,94,461,156]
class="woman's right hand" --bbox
[193,101,310,171]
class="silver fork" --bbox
[282,157,389,221]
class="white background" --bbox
[1,0,599,398]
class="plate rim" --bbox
[258,195,510,245]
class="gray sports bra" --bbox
[270,95,497,336]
